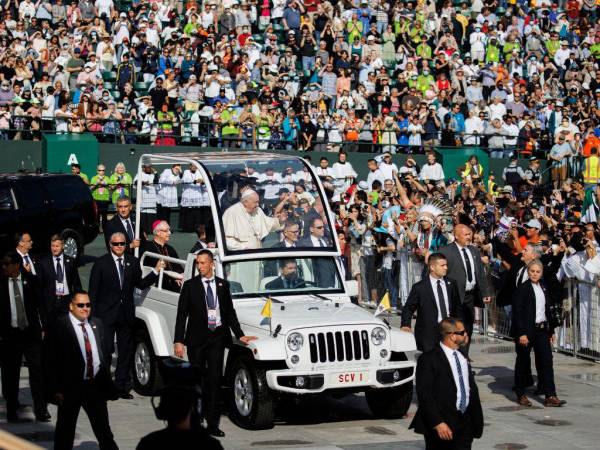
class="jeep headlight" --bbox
[371,327,387,346]
[287,332,304,352]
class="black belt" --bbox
[535,321,547,330]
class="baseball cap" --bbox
[525,219,542,230]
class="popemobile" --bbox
[130,152,417,429]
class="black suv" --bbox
[0,173,99,260]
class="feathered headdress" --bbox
[417,198,454,226]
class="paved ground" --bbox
[2,234,600,449]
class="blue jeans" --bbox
[383,268,398,308]
[302,56,315,71]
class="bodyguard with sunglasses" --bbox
[410,318,484,450]
[44,291,119,450]
[89,232,163,399]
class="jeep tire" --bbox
[366,381,413,419]
[228,356,274,430]
[132,329,163,396]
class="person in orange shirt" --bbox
[518,219,542,250]
[582,129,600,157]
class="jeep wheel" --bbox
[132,330,163,396]
[228,356,274,430]
[61,229,83,262]
[366,381,413,419]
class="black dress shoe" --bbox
[7,413,29,423]
[35,410,52,422]
[119,391,134,400]
[207,428,225,437]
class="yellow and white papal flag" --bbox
[374,292,391,317]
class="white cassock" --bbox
[134,172,158,213]
[257,173,282,200]
[181,170,209,207]
[158,169,181,208]
[332,161,357,201]
[293,169,314,191]
[280,172,295,192]
[222,201,282,250]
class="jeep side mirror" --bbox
[344,280,358,297]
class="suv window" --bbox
[0,186,15,211]
[44,177,90,208]
[15,179,45,209]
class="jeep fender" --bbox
[389,328,417,353]
[241,333,287,361]
[135,307,173,357]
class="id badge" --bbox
[55,282,65,296]
[208,309,218,327]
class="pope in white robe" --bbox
[223,190,283,250]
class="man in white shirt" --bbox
[419,152,445,187]
[180,164,210,232]
[378,152,398,181]
[0,251,49,422]
[157,164,182,224]
[410,318,484,449]
[366,158,385,191]
[15,232,36,275]
[332,151,357,202]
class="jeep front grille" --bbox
[308,330,370,363]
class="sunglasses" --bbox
[313,226,324,229]
[448,329,467,336]
[111,242,127,246]
[75,303,91,308]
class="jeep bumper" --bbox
[265,361,415,394]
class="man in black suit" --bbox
[264,221,301,276]
[401,253,461,353]
[174,250,257,437]
[298,217,336,287]
[44,291,119,450]
[103,195,142,254]
[511,260,566,408]
[410,318,484,450]
[89,232,162,398]
[0,251,50,422]
[265,259,307,290]
[37,234,82,322]
[439,225,491,356]
[15,232,37,276]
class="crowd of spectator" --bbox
[0,0,598,153]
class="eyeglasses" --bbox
[313,226,324,229]
[98,169,105,171]
[111,242,127,246]
[285,229,300,234]
[448,329,467,336]
[157,229,171,233]
[75,303,91,308]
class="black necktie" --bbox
[24,255,31,266]
[437,280,448,319]
[118,258,124,287]
[55,257,64,282]
[462,248,473,283]
[205,280,216,309]
[319,239,325,247]
[125,219,134,242]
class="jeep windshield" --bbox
[199,156,338,255]
[224,257,343,298]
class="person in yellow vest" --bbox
[458,155,485,185]
[583,147,600,189]
[90,164,111,232]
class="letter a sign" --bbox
[67,153,79,165]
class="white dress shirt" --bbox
[54,254,69,296]
[455,243,476,292]
[69,313,100,379]
[17,250,36,275]
[419,162,445,182]
[531,282,547,324]
[430,276,449,322]
[7,275,23,328]
[515,265,529,286]
[440,342,471,411]
[111,253,126,286]
[202,276,222,328]
[310,235,328,247]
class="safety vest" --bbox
[583,156,600,185]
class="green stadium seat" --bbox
[102,71,117,82]
[103,82,115,90]
[110,90,120,100]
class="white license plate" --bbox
[333,371,369,385]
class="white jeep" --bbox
[131,152,417,429]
